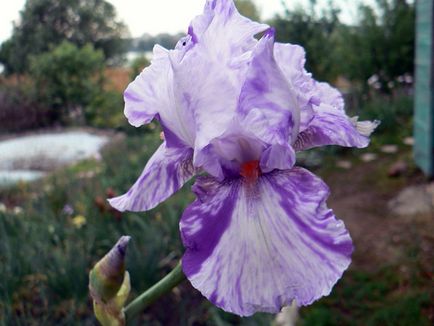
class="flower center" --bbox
[240,160,261,181]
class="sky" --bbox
[0,0,370,43]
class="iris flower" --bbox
[109,0,378,316]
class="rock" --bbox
[403,137,414,146]
[336,160,352,169]
[388,183,434,216]
[361,153,378,162]
[380,144,398,154]
[388,161,408,177]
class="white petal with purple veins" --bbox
[181,168,353,316]
[124,45,195,147]
[293,104,377,151]
[109,142,195,212]
[238,31,300,144]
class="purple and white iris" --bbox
[109,0,378,317]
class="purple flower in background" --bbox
[109,0,378,317]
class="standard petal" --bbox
[238,31,300,144]
[273,42,315,132]
[293,104,378,151]
[181,168,353,316]
[171,0,269,155]
[109,143,195,212]
[188,0,268,55]
[124,45,195,147]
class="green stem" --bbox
[124,262,186,323]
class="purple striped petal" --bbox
[189,0,268,55]
[109,142,195,212]
[170,0,269,155]
[238,31,300,144]
[273,42,315,132]
[293,104,379,151]
[124,45,195,147]
[181,168,353,316]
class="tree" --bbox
[338,0,415,91]
[29,41,105,123]
[0,0,128,74]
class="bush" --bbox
[0,81,51,133]
[29,41,105,125]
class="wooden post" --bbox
[414,0,434,176]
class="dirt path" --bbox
[319,152,433,277]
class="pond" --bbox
[0,131,108,186]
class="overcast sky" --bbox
[0,0,370,43]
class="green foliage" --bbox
[268,0,414,87]
[337,0,415,90]
[0,0,128,74]
[29,41,105,124]
[86,90,125,129]
[235,0,261,21]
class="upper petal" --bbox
[273,42,315,132]
[188,0,268,56]
[124,45,195,147]
[108,142,195,212]
[238,31,300,144]
[181,168,353,316]
[170,0,269,155]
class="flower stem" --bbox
[124,262,186,323]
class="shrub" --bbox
[29,41,105,125]
[0,81,51,133]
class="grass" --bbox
[0,94,432,325]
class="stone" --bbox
[388,161,408,177]
[388,183,434,216]
[381,144,399,154]
[403,137,414,146]
[336,160,352,169]
[361,153,378,162]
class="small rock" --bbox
[381,144,398,154]
[403,137,414,146]
[388,183,434,216]
[361,153,378,162]
[388,161,408,177]
[336,160,352,169]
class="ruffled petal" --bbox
[273,42,315,132]
[293,104,379,151]
[170,0,269,156]
[181,168,353,316]
[109,143,195,212]
[188,0,268,55]
[124,45,195,147]
[238,31,300,144]
[314,82,345,112]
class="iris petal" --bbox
[109,142,195,212]
[124,45,195,147]
[181,167,353,316]
[239,31,300,144]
